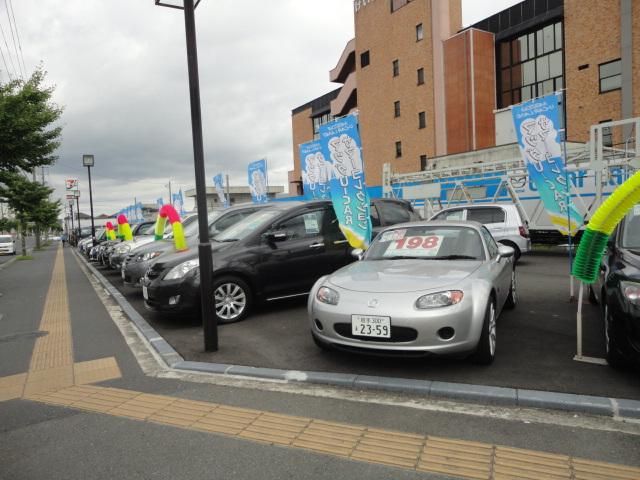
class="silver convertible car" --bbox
[308,221,516,364]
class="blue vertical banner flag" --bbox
[248,159,268,204]
[511,93,581,234]
[319,114,372,249]
[172,190,186,215]
[156,197,164,209]
[134,202,144,223]
[213,173,229,208]
[299,140,330,200]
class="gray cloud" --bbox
[12,0,518,216]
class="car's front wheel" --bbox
[470,298,497,365]
[604,303,627,369]
[212,276,252,324]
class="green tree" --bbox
[31,197,61,246]
[0,172,53,255]
[0,217,17,233]
[0,69,63,174]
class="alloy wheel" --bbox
[488,303,496,356]
[214,282,247,321]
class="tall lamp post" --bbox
[83,154,96,245]
[155,0,217,351]
[75,190,81,239]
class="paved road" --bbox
[100,252,640,400]
[1,245,639,480]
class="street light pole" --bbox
[75,193,81,238]
[156,0,217,351]
[83,155,96,246]
[69,201,75,244]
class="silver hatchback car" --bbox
[430,204,530,261]
[308,221,516,364]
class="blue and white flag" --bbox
[172,190,186,215]
[156,197,164,209]
[511,93,581,234]
[300,140,330,200]
[248,159,268,204]
[134,202,144,223]
[213,173,229,208]
[319,114,372,249]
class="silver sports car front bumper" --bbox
[309,284,487,356]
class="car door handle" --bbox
[309,243,324,248]
[333,240,349,245]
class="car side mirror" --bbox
[351,248,364,260]
[498,245,514,259]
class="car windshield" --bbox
[213,209,280,242]
[365,225,485,261]
[181,211,224,238]
[621,208,640,249]
[0,235,12,243]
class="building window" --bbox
[418,111,426,129]
[599,59,621,93]
[417,67,425,85]
[420,155,427,170]
[497,21,564,108]
[600,120,613,147]
[391,0,413,13]
[395,141,402,158]
[394,101,401,118]
[312,112,333,140]
[416,23,423,41]
[392,59,399,77]
[360,50,370,68]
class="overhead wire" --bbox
[3,0,22,78]
[0,14,16,80]
[0,41,11,80]
[6,0,25,76]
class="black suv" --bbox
[591,209,640,369]
[142,198,419,323]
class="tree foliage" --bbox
[0,69,63,173]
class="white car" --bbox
[0,235,16,255]
[430,203,530,260]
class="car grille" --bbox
[333,323,418,343]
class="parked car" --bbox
[108,220,179,270]
[590,209,640,369]
[429,203,530,260]
[142,198,419,323]
[0,235,16,255]
[308,221,516,364]
[121,204,269,287]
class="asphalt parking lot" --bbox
[97,251,640,401]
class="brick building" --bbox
[289,0,639,193]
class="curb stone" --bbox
[78,252,640,420]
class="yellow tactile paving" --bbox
[22,384,640,480]
[74,357,122,385]
[0,373,27,401]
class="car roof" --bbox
[438,203,514,210]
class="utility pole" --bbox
[76,195,81,237]
[69,202,75,245]
[168,181,172,206]
[225,174,230,206]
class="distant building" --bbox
[290,0,640,190]
[184,185,285,211]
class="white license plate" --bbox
[143,285,149,300]
[351,315,391,338]
[121,270,125,279]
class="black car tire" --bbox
[211,275,253,325]
[505,268,517,309]
[604,303,627,369]
[470,298,497,365]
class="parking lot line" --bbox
[23,384,640,480]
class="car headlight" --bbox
[115,244,131,254]
[621,281,640,305]
[316,286,339,305]
[142,251,163,261]
[164,259,199,280]
[416,290,463,309]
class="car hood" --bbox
[328,259,482,293]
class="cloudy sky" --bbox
[4,0,520,216]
